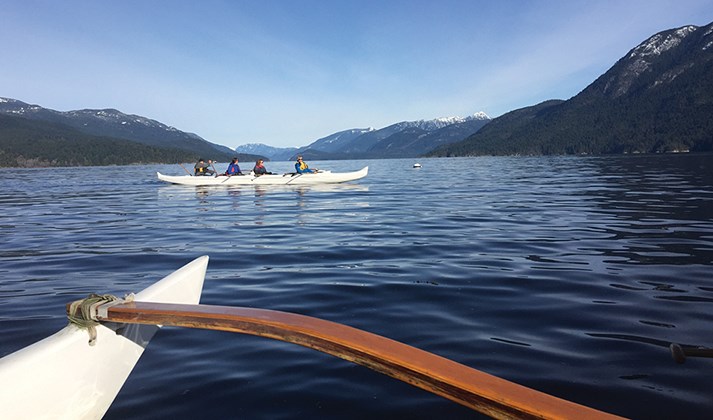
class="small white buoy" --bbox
[413,163,422,168]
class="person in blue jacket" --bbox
[225,157,243,176]
[294,155,317,173]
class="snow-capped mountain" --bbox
[369,115,492,158]
[305,128,375,153]
[235,112,491,160]
[430,21,713,156]
[235,128,374,161]
[410,113,490,131]
[235,143,299,161]
[292,112,491,159]
[601,25,702,98]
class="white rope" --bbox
[67,293,134,346]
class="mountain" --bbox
[234,127,376,161]
[293,113,490,160]
[235,143,299,161]
[305,128,375,154]
[428,22,713,157]
[0,98,260,161]
[367,115,491,158]
[0,113,200,167]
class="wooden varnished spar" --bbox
[97,301,625,419]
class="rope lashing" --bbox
[67,293,134,346]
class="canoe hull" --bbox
[157,166,368,186]
[0,256,208,420]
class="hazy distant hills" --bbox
[0,98,262,167]
[242,113,491,161]
[429,22,713,156]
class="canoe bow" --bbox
[0,256,209,420]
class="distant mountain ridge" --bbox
[243,112,491,160]
[0,98,258,161]
[429,22,713,156]
[235,143,299,161]
[305,128,375,154]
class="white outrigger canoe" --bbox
[0,255,624,419]
[0,256,208,420]
[157,166,368,186]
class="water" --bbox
[1,155,712,419]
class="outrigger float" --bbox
[0,256,626,419]
[157,167,368,186]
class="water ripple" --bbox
[1,155,712,419]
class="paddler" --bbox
[194,158,215,176]
[294,155,317,173]
[225,157,243,176]
[253,159,272,175]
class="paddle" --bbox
[210,161,218,177]
[285,173,302,184]
[670,343,713,364]
[178,163,193,176]
[77,300,624,419]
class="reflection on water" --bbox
[158,183,371,227]
[0,155,711,419]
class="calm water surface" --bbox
[1,155,712,419]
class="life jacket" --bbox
[298,161,308,170]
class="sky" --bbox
[2,1,713,149]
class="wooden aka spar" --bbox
[94,301,624,419]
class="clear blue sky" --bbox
[2,0,713,149]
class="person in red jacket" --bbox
[252,159,272,175]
